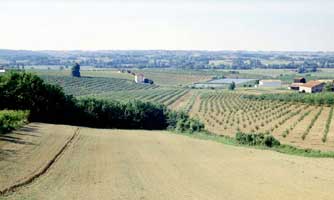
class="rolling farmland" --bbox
[1,123,334,200]
[26,69,334,151]
[189,92,334,151]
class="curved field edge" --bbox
[0,123,78,195]
[0,128,80,196]
[172,131,334,158]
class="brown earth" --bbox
[1,123,334,200]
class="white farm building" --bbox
[135,74,145,83]
[0,68,5,73]
[259,80,282,87]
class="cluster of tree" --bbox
[0,72,204,132]
[297,66,317,73]
[243,92,334,105]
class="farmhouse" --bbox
[299,80,325,93]
[259,80,282,87]
[0,68,5,73]
[135,74,145,83]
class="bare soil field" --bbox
[1,123,334,200]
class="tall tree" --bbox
[71,63,81,77]
[229,81,236,90]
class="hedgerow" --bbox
[244,93,334,105]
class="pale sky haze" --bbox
[0,0,333,51]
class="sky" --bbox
[0,0,333,51]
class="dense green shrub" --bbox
[166,111,204,133]
[0,110,29,134]
[235,132,280,148]
[0,72,204,132]
[0,71,76,123]
[76,98,168,130]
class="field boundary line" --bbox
[0,127,81,196]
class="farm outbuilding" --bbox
[289,83,304,90]
[294,77,306,83]
[299,81,325,93]
[259,80,282,87]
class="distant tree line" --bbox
[1,49,334,70]
[0,72,204,132]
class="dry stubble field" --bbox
[1,123,334,199]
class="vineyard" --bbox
[189,92,334,151]
[41,75,158,96]
[80,88,190,106]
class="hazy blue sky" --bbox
[0,0,333,51]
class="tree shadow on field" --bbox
[16,126,41,137]
[0,134,35,145]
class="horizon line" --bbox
[1,48,334,53]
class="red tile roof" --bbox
[301,81,324,88]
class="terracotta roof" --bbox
[300,81,324,88]
[318,80,334,83]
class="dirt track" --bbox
[1,123,334,200]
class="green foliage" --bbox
[71,63,81,77]
[167,111,204,133]
[0,110,29,134]
[0,71,75,122]
[235,132,280,148]
[324,82,334,92]
[76,98,168,130]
